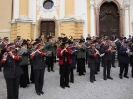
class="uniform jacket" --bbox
[57,47,72,66]
[45,42,57,57]
[1,54,23,78]
[70,47,77,69]
[88,49,98,64]
[77,46,86,58]
[100,45,112,60]
[30,51,46,69]
[119,45,130,64]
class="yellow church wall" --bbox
[19,0,28,16]
[10,24,17,41]
[0,0,12,40]
[59,22,83,39]
[65,0,74,15]
[16,23,31,40]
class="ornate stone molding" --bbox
[10,16,33,24]
[37,0,60,20]
[59,15,84,23]
[95,0,124,8]
[124,0,130,9]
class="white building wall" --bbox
[74,0,88,38]
[130,0,133,35]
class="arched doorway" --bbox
[99,2,120,38]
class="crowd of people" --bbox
[0,34,133,99]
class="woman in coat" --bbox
[19,40,31,88]
[77,39,86,76]
[57,37,73,89]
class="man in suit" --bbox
[119,41,130,79]
[100,40,113,80]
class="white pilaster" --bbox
[90,0,95,37]
[74,0,88,38]
[13,0,19,20]
[124,2,130,37]
[60,0,65,19]
[28,0,36,22]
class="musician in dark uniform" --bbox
[85,37,91,65]
[115,37,123,67]
[1,43,23,99]
[88,43,99,83]
[30,41,46,95]
[57,37,73,89]
[119,40,130,79]
[69,40,77,83]
[130,43,133,78]
[100,40,113,80]
[19,40,31,88]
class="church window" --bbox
[43,0,54,10]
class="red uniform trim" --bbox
[1,59,6,63]
[40,52,45,56]
[94,53,97,57]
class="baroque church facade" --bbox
[0,0,133,41]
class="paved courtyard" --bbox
[0,62,133,99]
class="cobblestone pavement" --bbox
[0,62,133,99]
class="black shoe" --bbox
[90,80,94,83]
[95,72,98,75]
[60,85,65,89]
[79,74,82,76]
[70,81,74,83]
[51,70,54,72]
[65,85,70,88]
[40,91,44,94]
[36,91,40,95]
[94,79,96,81]
[48,70,50,72]
[104,77,107,80]
[119,75,123,79]
[107,76,113,80]
[81,73,85,75]
[112,66,116,68]
[124,76,129,78]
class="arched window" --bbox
[43,0,54,10]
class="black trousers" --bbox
[5,77,20,99]
[34,69,45,92]
[60,62,70,86]
[96,62,100,72]
[111,52,116,67]
[70,69,74,82]
[47,57,54,71]
[77,58,86,74]
[20,65,30,87]
[90,63,96,81]
[30,65,34,83]
[119,64,129,76]
[103,60,111,77]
